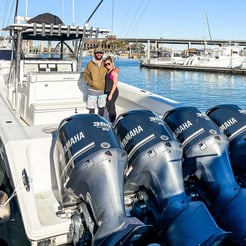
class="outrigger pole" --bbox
[85,0,104,24]
[78,0,104,71]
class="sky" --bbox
[1,0,246,42]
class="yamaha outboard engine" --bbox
[207,104,246,185]
[53,114,151,245]
[114,109,228,246]
[163,106,246,245]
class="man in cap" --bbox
[84,47,107,116]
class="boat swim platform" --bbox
[140,63,246,75]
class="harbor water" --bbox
[2,57,246,245]
[110,57,246,112]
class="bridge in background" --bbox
[116,38,246,47]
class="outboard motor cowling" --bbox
[114,110,228,246]
[163,106,246,244]
[53,114,151,245]
[207,104,246,173]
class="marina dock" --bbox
[140,63,246,75]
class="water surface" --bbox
[108,58,246,111]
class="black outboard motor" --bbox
[114,109,228,246]
[53,114,151,246]
[163,106,246,245]
[207,104,246,182]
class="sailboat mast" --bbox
[111,0,114,34]
[205,11,212,41]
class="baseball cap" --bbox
[94,47,104,54]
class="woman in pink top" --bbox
[104,56,119,123]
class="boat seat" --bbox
[28,99,88,125]
[30,99,85,111]
[19,71,89,125]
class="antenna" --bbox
[72,0,75,25]
[62,0,64,21]
[14,0,19,23]
[26,0,28,18]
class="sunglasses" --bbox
[96,52,103,54]
[105,62,111,66]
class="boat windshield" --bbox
[22,40,76,61]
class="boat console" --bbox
[3,21,109,126]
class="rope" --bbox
[124,0,151,37]
[0,173,31,207]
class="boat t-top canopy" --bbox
[3,12,109,41]
[3,22,110,41]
